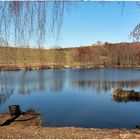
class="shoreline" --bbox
[0,113,140,139]
[0,64,140,71]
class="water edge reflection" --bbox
[71,80,140,92]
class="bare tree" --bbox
[0,1,70,68]
[129,24,140,42]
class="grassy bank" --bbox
[0,42,140,70]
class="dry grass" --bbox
[0,114,140,139]
[0,125,140,139]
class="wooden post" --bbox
[8,105,21,116]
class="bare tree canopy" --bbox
[129,24,140,42]
[0,1,70,48]
[0,1,140,48]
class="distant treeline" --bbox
[70,42,140,68]
[0,42,140,70]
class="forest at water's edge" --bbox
[0,42,140,69]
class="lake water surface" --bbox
[0,68,140,128]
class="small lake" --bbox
[0,68,140,128]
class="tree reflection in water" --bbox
[0,70,65,105]
[0,70,140,105]
[18,70,65,94]
[39,70,45,91]
[0,72,14,105]
[49,70,65,92]
[71,80,140,93]
[112,95,140,103]
[18,70,46,95]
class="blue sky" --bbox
[47,1,140,48]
